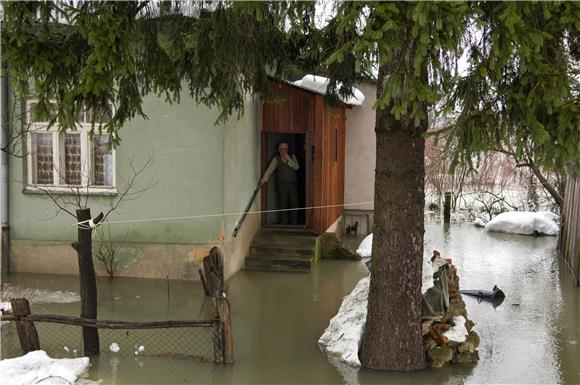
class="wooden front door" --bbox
[260,83,314,230]
[260,81,346,234]
[311,95,346,234]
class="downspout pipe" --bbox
[1,74,10,274]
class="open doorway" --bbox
[263,133,307,226]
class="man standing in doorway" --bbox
[261,142,300,225]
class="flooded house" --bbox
[1,75,378,280]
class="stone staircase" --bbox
[245,228,319,272]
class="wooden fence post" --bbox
[202,247,225,297]
[198,268,210,296]
[11,298,40,354]
[74,208,100,355]
[443,192,451,224]
[215,297,234,364]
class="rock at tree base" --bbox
[427,346,454,368]
[458,331,480,354]
[422,267,480,368]
[454,351,480,364]
[318,258,479,368]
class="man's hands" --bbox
[281,152,291,162]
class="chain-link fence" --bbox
[1,317,224,362]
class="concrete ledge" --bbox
[9,205,260,281]
[10,240,208,280]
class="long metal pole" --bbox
[232,180,261,237]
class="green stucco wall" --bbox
[223,99,260,235]
[8,91,261,279]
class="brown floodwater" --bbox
[1,222,579,384]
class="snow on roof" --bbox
[292,75,365,106]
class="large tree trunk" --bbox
[360,73,427,371]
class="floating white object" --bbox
[109,342,120,353]
[292,75,365,106]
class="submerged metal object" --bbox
[460,285,506,307]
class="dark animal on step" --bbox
[345,221,358,236]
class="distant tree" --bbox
[2,1,578,370]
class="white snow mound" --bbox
[0,350,97,385]
[319,276,369,367]
[356,234,373,257]
[486,211,559,236]
[473,218,486,228]
[1,302,12,313]
[319,264,435,367]
[443,315,469,343]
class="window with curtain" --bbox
[26,100,116,192]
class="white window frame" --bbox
[24,100,117,196]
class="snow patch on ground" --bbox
[0,350,99,385]
[443,316,469,343]
[486,211,559,236]
[2,286,80,305]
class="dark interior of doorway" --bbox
[264,133,306,226]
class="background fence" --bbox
[559,175,580,286]
[1,319,218,361]
[1,297,232,363]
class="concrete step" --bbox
[245,228,318,272]
[249,245,314,259]
[245,256,312,273]
[253,232,317,244]
[251,236,316,247]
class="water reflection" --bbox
[1,223,578,384]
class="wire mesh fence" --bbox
[1,318,222,362]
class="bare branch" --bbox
[102,152,157,222]
[34,185,77,218]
